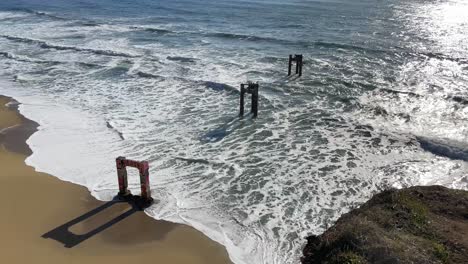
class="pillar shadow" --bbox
[274,74,301,85]
[287,74,301,81]
[42,195,149,248]
[200,117,247,143]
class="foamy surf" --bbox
[3,76,466,264]
[0,79,263,264]
[1,0,468,263]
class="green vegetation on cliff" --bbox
[301,186,468,264]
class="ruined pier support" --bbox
[240,82,259,118]
[116,156,153,205]
[288,54,303,76]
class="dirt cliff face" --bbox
[301,186,468,264]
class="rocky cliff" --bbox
[301,186,468,264]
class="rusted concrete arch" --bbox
[116,156,152,204]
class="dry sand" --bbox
[0,95,232,264]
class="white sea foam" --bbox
[0,11,28,20]
[0,81,121,195]
[1,2,468,264]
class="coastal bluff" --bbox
[301,186,468,264]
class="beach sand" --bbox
[0,95,232,264]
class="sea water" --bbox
[0,0,467,263]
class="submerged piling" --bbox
[240,82,259,118]
[288,54,303,76]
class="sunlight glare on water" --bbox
[0,0,467,263]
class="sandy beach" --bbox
[0,95,232,264]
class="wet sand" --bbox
[0,95,232,264]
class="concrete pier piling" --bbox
[240,82,259,118]
[116,156,153,206]
[116,156,130,197]
[288,54,303,76]
[288,55,293,76]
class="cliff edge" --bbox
[301,186,468,264]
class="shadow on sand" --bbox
[42,195,150,248]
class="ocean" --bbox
[0,0,467,263]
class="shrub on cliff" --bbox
[301,186,468,264]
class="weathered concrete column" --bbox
[250,83,259,118]
[288,54,303,77]
[116,156,129,197]
[139,161,151,202]
[239,82,259,118]
[296,54,303,76]
[240,83,246,116]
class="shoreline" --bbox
[0,95,232,264]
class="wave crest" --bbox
[0,35,137,58]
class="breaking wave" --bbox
[1,1,467,264]
[0,35,138,58]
